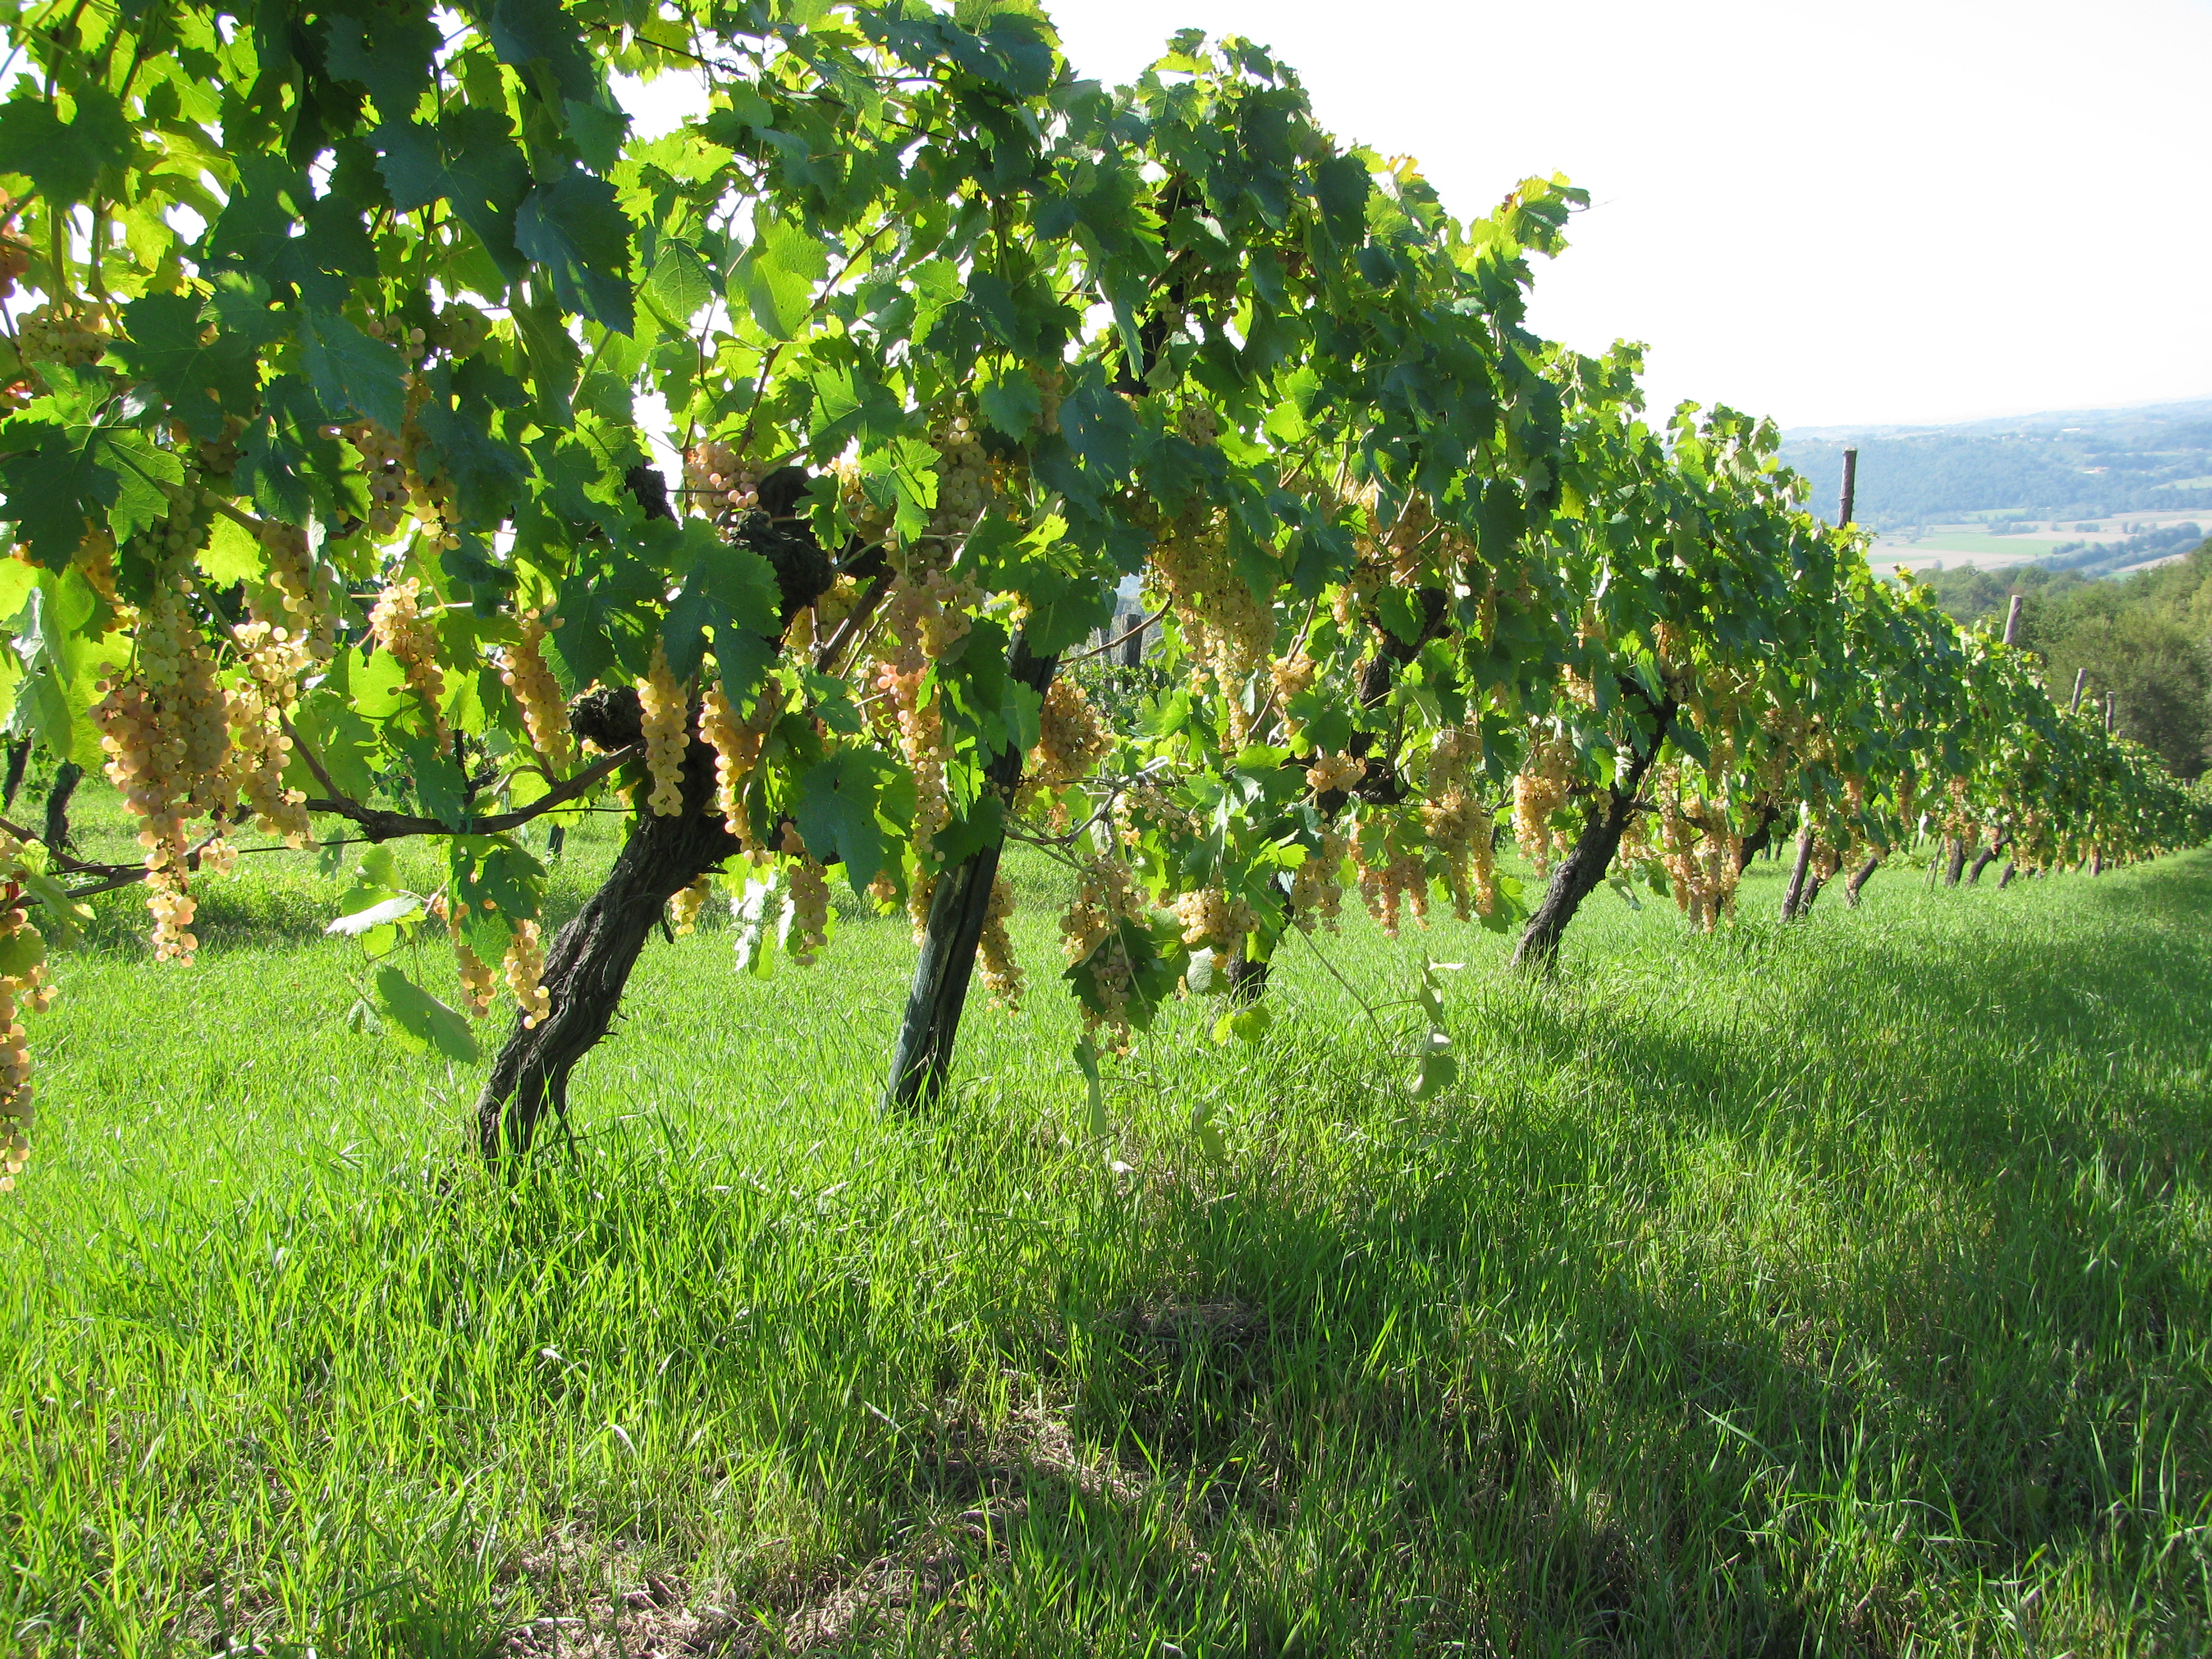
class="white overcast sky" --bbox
[1046,0,2212,431]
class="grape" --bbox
[698,675,763,844]
[780,824,830,965]
[976,874,1022,1009]
[668,876,710,936]
[504,918,550,1028]
[498,613,574,774]
[367,577,449,737]
[638,638,688,816]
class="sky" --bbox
[1039,0,2212,432]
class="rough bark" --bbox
[474,689,741,1157]
[1779,828,1815,920]
[1,739,29,815]
[1845,854,1880,906]
[885,633,1057,1112]
[1223,945,1270,1004]
[1945,837,1968,886]
[1511,698,1675,970]
[42,760,81,854]
[1996,862,2016,889]
[1968,838,2007,885]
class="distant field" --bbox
[1873,534,2056,568]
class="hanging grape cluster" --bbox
[0,847,52,1193]
[638,639,689,815]
[367,577,449,739]
[498,613,574,774]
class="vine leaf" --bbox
[0,85,132,205]
[374,965,481,1063]
[106,295,260,442]
[298,309,408,434]
[516,168,636,335]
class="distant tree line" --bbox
[1924,536,2212,780]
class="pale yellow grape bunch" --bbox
[976,875,1022,1010]
[927,415,993,541]
[18,300,108,369]
[0,213,26,301]
[368,577,449,737]
[95,577,237,963]
[0,847,54,1192]
[1512,734,1576,872]
[638,638,688,815]
[1022,678,1114,826]
[362,315,428,368]
[1287,827,1349,933]
[781,825,831,965]
[668,876,711,936]
[454,940,498,1018]
[93,674,196,961]
[698,678,764,843]
[498,614,573,774]
[1176,398,1221,446]
[344,422,412,541]
[1146,511,1276,744]
[1305,751,1365,799]
[1173,886,1254,952]
[75,528,120,605]
[257,520,337,658]
[504,918,550,1027]
[225,620,313,848]
[684,439,759,514]
[1353,830,1431,939]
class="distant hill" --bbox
[1779,399,2212,531]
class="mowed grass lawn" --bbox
[6,781,2211,1655]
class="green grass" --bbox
[6,780,2212,1655]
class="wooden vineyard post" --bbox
[2003,594,2023,647]
[2105,694,2115,734]
[1838,447,1858,529]
[2071,668,2087,712]
[1784,448,1857,923]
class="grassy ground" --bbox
[4,780,2211,1655]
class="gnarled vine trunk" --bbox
[474,691,739,1158]
[1845,853,1881,906]
[885,634,1057,1111]
[1511,698,1674,971]
[475,465,841,1159]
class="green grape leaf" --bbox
[0,379,186,566]
[736,212,829,341]
[374,109,531,275]
[374,965,481,1062]
[1190,1096,1228,1160]
[731,869,780,977]
[297,309,407,434]
[323,8,441,120]
[326,895,426,936]
[643,238,714,327]
[0,924,46,979]
[488,0,600,104]
[1211,1003,1273,1046]
[0,84,132,205]
[791,748,892,897]
[106,294,260,442]
[516,168,636,335]
[661,522,781,684]
[1409,1032,1457,1101]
